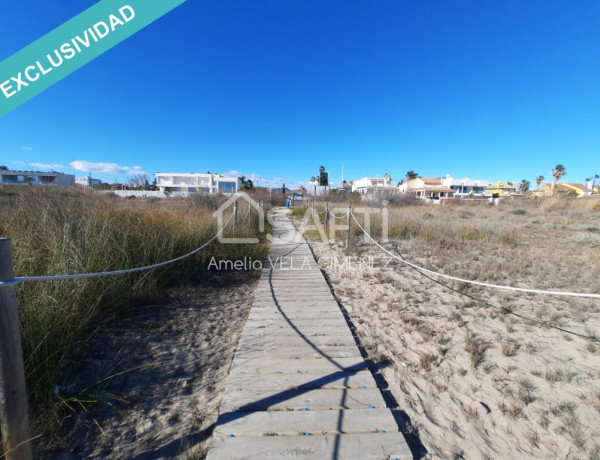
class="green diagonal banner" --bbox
[0,0,187,118]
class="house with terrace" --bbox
[398,177,455,200]
[440,174,490,197]
[486,181,517,197]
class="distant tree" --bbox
[318,166,329,195]
[0,165,8,171]
[519,179,530,194]
[535,175,544,190]
[405,170,418,180]
[586,174,599,194]
[318,166,329,186]
[151,178,157,191]
[129,174,150,190]
[551,164,566,195]
[238,176,254,191]
[281,183,286,195]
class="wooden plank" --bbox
[214,408,398,437]
[219,388,387,412]
[230,357,366,375]
[237,334,357,348]
[247,310,343,320]
[240,327,351,337]
[243,318,349,330]
[234,345,361,359]
[207,432,412,460]
[225,370,377,391]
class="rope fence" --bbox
[350,212,600,299]
[0,212,235,287]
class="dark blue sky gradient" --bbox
[1,1,599,186]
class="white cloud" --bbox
[11,161,26,165]
[70,160,146,175]
[21,146,32,151]
[29,162,64,170]
[222,169,243,177]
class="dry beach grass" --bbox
[297,198,600,459]
[0,187,269,453]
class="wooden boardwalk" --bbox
[206,208,411,459]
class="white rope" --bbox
[332,212,349,220]
[350,213,600,299]
[1,213,235,286]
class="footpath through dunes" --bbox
[207,208,411,460]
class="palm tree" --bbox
[586,174,599,194]
[535,175,544,190]
[551,164,566,195]
[519,179,530,195]
[310,176,317,196]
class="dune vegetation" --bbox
[0,187,269,427]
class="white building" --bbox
[440,174,490,197]
[0,169,75,187]
[155,172,240,194]
[351,174,394,194]
[76,175,102,187]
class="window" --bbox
[218,181,236,193]
[2,175,23,183]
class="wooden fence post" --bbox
[325,201,329,233]
[0,238,32,460]
[346,205,352,248]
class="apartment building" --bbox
[155,172,240,194]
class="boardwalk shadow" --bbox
[217,213,421,459]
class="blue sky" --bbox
[1,0,599,188]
